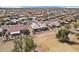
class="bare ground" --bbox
[0,28,79,52]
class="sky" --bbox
[0,0,79,7]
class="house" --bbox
[10,19,17,23]
[30,21,49,33]
[31,22,40,30]
[58,20,65,24]
[58,19,69,24]
[46,20,61,28]
[7,23,30,36]
[28,16,37,21]
[37,21,49,31]
[9,18,22,25]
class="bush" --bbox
[73,22,79,29]
[24,37,36,52]
[21,29,30,35]
[64,24,71,30]
[56,29,70,42]
[76,34,79,40]
[12,36,36,52]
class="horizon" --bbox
[0,6,79,8]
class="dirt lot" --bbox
[34,29,79,52]
[0,28,79,52]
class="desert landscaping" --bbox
[0,8,79,52]
[1,26,79,52]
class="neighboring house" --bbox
[46,20,61,28]
[38,22,47,28]
[18,16,27,21]
[28,16,37,21]
[10,19,17,23]
[31,22,40,30]
[9,18,22,25]
[7,23,29,35]
[58,20,69,24]
[30,21,48,33]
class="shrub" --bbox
[56,29,70,42]
[13,36,36,52]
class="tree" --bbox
[12,36,36,52]
[75,15,79,20]
[18,38,23,51]
[13,39,21,52]
[73,22,79,29]
[56,28,70,42]
[0,19,5,25]
[21,29,30,35]
[64,24,71,30]
[76,33,79,40]
[24,37,36,52]
[5,33,9,41]
[0,32,3,37]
